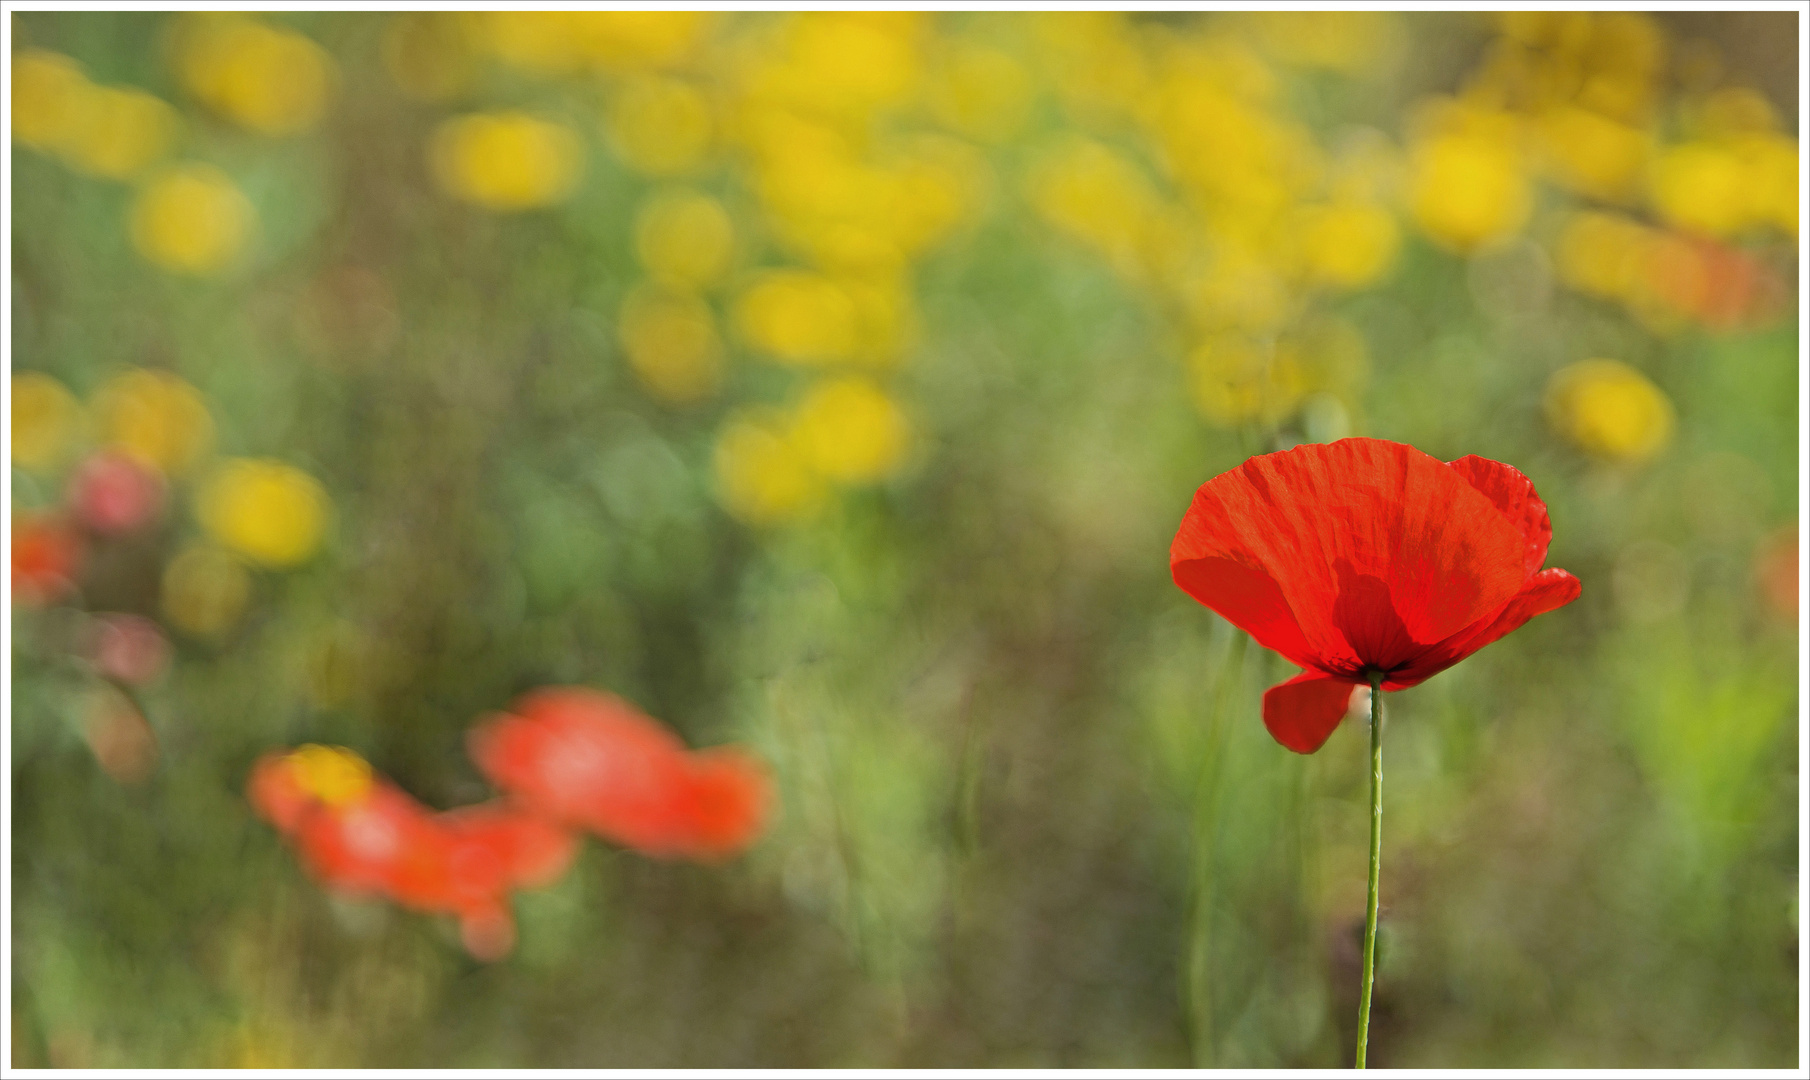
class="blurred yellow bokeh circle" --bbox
[607,77,713,176]
[734,270,860,365]
[161,544,253,637]
[790,377,910,484]
[177,14,335,136]
[11,372,83,472]
[92,368,215,475]
[713,410,826,526]
[1649,142,1748,237]
[617,285,725,405]
[197,458,331,567]
[1408,131,1531,253]
[430,111,584,211]
[1545,358,1675,464]
[1294,201,1399,289]
[635,190,734,289]
[11,49,87,150]
[58,84,179,180]
[129,164,255,276]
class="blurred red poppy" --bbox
[468,687,773,860]
[248,746,578,961]
[12,511,85,605]
[1171,438,1581,753]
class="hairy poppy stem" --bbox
[1355,669,1384,1068]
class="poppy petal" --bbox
[1262,671,1361,754]
[1386,568,1582,688]
[1447,455,1552,577]
[1174,439,1530,673]
[1170,553,1320,670]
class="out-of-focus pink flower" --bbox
[68,451,166,535]
[468,686,774,860]
[12,512,85,605]
[88,613,173,686]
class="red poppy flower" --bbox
[468,686,773,860]
[248,746,578,962]
[1171,438,1581,754]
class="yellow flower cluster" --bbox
[1425,13,1798,255]
[1024,15,1397,432]
[10,39,274,277]
[1649,88,1798,239]
[173,13,336,137]
[429,111,584,211]
[714,378,910,526]
[11,48,179,180]
[1545,359,1675,464]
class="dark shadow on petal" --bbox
[1331,559,1424,674]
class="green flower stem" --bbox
[1355,669,1385,1069]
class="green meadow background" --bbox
[8,11,1800,1068]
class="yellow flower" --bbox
[58,85,179,180]
[927,41,1034,143]
[1293,201,1399,289]
[790,376,910,484]
[1534,104,1650,202]
[1407,130,1531,253]
[606,76,714,176]
[733,270,860,365]
[430,111,584,211]
[161,544,252,637]
[484,12,712,75]
[287,744,374,806]
[1026,137,1159,279]
[91,368,214,475]
[11,372,83,472]
[1738,134,1800,238]
[197,459,330,568]
[128,164,255,276]
[770,12,924,119]
[11,49,88,151]
[713,409,826,526]
[1649,141,1749,237]
[382,12,481,102]
[1545,358,1675,463]
[579,11,712,73]
[617,285,724,404]
[635,190,734,289]
[176,14,335,137]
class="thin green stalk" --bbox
[1355,669,1385,1069]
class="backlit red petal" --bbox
[1262,671,1362,754]
[1386,568,1582,689]
[1446,455,1553,577]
